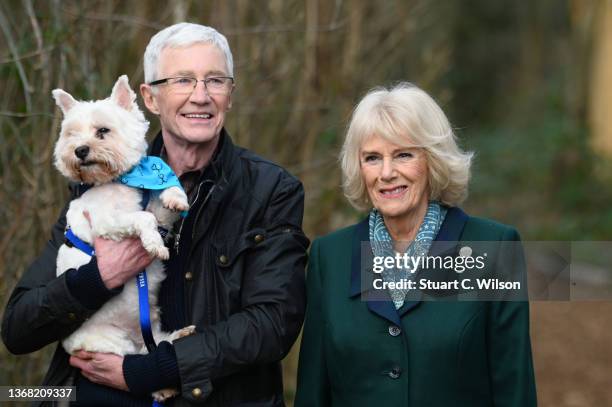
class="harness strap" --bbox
[64,228,95,257]
[137,271,157,353]
[138,188,163,406]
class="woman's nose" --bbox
[380,157,395,180]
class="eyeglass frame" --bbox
[148,76,235,95]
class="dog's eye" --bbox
[96,128,110,139]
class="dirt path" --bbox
[532,302,612,406]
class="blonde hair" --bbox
[340,82,473,211]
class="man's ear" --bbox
[110,75,137,111]
[52,89,77,115]
[140,83,160,115]
[227,86,234,110]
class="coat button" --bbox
[388,325,401,336]
[191,387,202,398]
[219,255,228,265]
[68,312,77,321]
[254,234,264,243]
[184,272,193,281]
[388,366,402,379]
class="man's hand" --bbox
[69,350,129,392]
[95,237,154,289]
[83,211,154,290]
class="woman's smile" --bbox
[379,185,408,198]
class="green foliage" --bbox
[466,104,611,239]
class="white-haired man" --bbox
[2,23,308,406]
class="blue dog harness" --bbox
[64,228,95,257]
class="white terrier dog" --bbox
[52,75,193,401]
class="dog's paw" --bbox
[152,388,178,403]
[160,187,189,212]
[144,242,169,260]
[166,325,197,343]
[154,245,170,260]
[140,230,169,260]
[177,325,196,339]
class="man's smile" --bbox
[180,111,215,124]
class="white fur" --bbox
[52,76,191,401]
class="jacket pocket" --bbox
[212,227,267,268]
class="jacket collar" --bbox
[349,206,469,325]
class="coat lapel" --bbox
[349,207,469,324]
[349,217,402,325]
[428,206,469,256]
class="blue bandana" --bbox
[116,156,188,217]
[369,201,447,309]
[117,156,183,190]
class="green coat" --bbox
[295,207,537,407]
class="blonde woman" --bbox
[296,83,536,407]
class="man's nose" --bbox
[189,80,211,103]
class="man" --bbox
[2,23,308,406]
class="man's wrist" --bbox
[65,257,123,310]
[123,341,180,395]
[96,255,124,290]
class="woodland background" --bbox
[1,1,612,406]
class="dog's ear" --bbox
[111,75,137,111]
[52,89,77,115]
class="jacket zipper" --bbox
[181,182,215,324]
[191,184,216,240]
[174,181,216,255]
[174,181,204,255]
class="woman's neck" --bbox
[383,200,429,245]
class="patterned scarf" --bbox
[116,156,183,191]
[116,156,188,217]
[369,201,447,309]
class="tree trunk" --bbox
[589,0,612,156]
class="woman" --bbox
[295,83,537,406]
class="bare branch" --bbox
[0,46,55,64]
[62,7,166,30]
[0,3,33,111]
[0,111,54,118]
[23,0,43,57]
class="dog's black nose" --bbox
[74,146,90,159]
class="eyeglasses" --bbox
[148,76,234,95]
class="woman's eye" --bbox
[396,152,414,160]
[364,155,380,163]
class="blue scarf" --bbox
[116,156,187,217]
[369,201,447,309]
[117,156,183,190]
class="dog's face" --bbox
[52,75,149,184]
